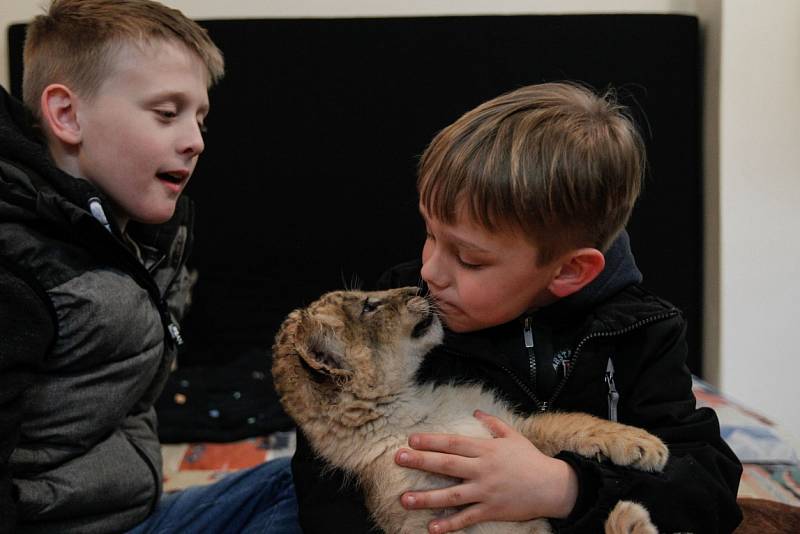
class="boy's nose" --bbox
[179,123,205,156]
[420,254,447,290]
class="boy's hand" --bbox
[394,410,578,534]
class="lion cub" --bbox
[272,287,666,533]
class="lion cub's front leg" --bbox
[517,412,668,472]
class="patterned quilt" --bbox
[162,377,800,507]
[691,377,800,506]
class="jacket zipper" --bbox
[523,317,536,386]
[605,358,619,421]
[446,310,680,413]
[85,199,186,348]
[494,362,545,411]
[546,311,679,409]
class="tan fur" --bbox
[604,501,658,534]
[272,287,666,533]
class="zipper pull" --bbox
[88,197,112,233]
[523,317,534,348]
[523,316,536,385]
[167,322,184,346]
[605,358,619,421]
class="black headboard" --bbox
[8,15,703,374]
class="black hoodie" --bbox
[291,234,743,533]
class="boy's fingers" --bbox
[395,448,477,479]
[427,504,488,533]
[473,409,513,438]
[400,482,478,510]
[407,432,485,457]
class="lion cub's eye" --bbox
[361,298,380,315]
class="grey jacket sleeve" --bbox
[0,263,55,534]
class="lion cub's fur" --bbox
[272,287,665,534]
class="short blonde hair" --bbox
[23,0,224,118]
[418,82,645,265]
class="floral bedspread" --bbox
[162,377,800,506]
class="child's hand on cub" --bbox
[395,410,578,533]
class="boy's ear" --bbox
[40,84,82,146]
[547,248,605,299]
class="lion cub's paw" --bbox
[604,501,658,534]
[609,425,668,472]
[579,425,668,472]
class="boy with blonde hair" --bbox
[292,83,743,532]
[0,1,298,532]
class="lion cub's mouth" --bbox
[411,312,435,338]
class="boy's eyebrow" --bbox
[448,234,492,253]
[419,205,492,253]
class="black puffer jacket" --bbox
[0,86,194,533]
[291,234,743,533]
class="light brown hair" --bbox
[23,0,224,118]
[418,82,645,265]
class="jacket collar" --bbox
[535,230,643,321]
[0,84,193,260]
[0,85,106,223]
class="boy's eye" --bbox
[457,257,483,270]
[198,122,208,134]
[156,109,177,119]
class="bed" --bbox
[162,377,800,504]
[8,12,799,532]
[159,377,800,532]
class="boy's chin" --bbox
[440,315,480,334]
[441,312,511,334]
[132,209,178,226]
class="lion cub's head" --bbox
[272,287,443,428]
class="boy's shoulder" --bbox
[0,154,46,198]
[0,253,56,345]
[587,283,683,336]
[0,87,60,200]
[597,283,680,316]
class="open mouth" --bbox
[157,172,185,184]
[411,312,435,338]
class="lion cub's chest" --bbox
[406,382,516,436]
[370,383,515,481]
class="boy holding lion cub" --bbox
[291,82,743,532]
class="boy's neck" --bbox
[47,136,80,178]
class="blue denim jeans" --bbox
[127,457,301,534]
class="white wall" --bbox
[3,1,799,433]
[716,0,800,432]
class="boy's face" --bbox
[73,39,209,230]
[420,205,561,333]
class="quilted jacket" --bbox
[0,85,194,533]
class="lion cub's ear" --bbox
[301,340,344,373]
[295,316,352,383]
